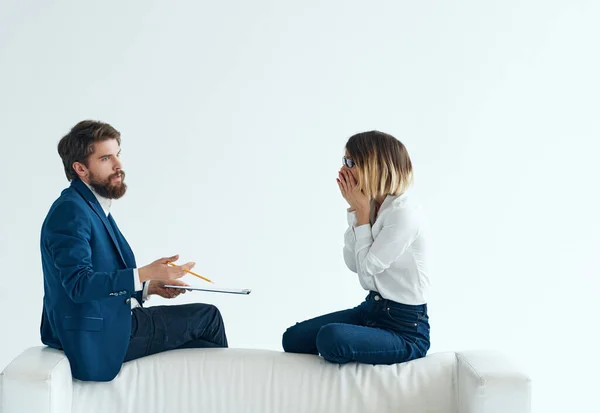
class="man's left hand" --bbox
[148,279,189,299]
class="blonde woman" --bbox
[282,131,430,365]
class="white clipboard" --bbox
[163,285,251,295]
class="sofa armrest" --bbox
[456,350,531,413]
[0,346,72,413]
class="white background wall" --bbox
[1,1,599,411]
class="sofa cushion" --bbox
[72,348,458,413]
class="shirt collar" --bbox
[379,191,409,212]
[81,180,112,216]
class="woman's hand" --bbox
[337,169,370,223]
[337,168,354,208]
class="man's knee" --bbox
[193,303,227,345]
[205,303,221,318]
[190,303,222,323]
[183,303,226,337]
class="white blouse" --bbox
[343,192,430,305]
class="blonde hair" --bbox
[345,131,413,199]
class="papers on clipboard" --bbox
[163,285,251,295]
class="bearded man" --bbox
[39,120,228,381]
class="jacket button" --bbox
[125,298,131,304]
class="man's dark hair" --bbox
[57,120,121,181]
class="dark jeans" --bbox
[282,291,430,365]
[124,303,228,362]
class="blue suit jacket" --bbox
[40,178,143,381]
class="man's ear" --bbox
[72,161,88,179]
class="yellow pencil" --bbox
[167,262,214,284]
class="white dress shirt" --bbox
[343,191,430,305]
[82,181,149,308]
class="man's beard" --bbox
[89,170,128,199]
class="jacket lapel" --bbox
[108,213,137,268]
[71,179,127,266]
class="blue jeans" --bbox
[282,291,430,364]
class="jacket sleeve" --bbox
[44,200,135,303]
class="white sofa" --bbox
[1,346,531,413]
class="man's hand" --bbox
[148,279,189,299]
[337,169,370,224]
[138,254,195,283]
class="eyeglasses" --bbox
[342,157,355,168]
